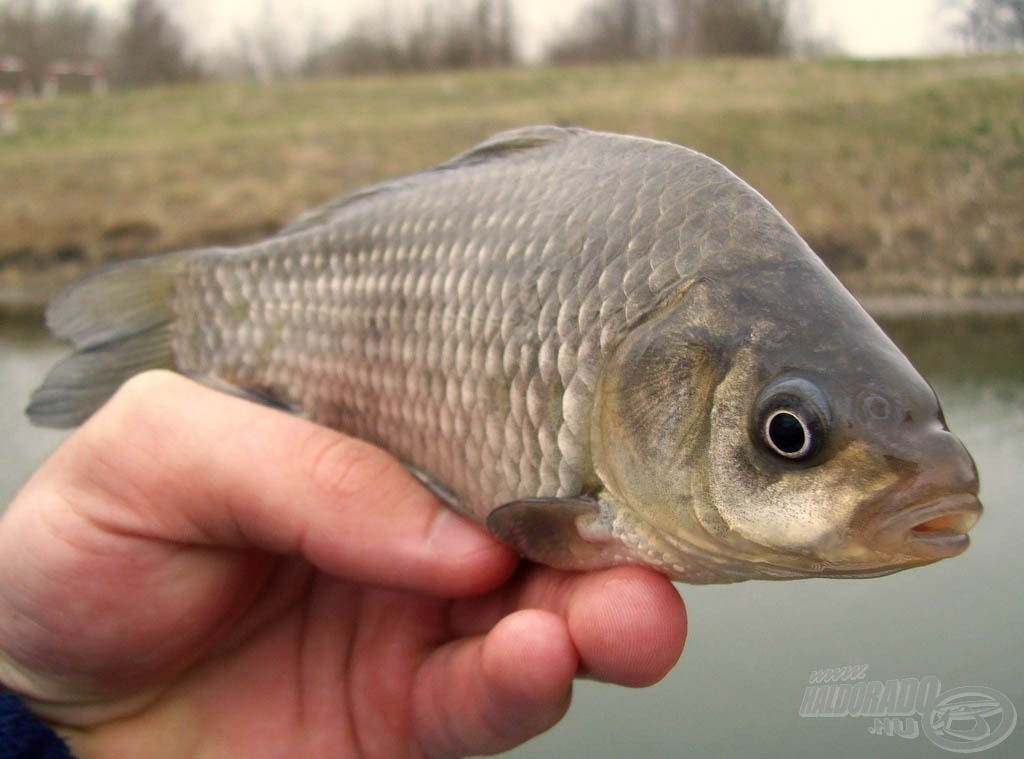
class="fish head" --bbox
[704,327,981,579]
[593,276,981,582]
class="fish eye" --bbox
[753,377,831,463]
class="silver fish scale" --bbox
[171,128,757,520]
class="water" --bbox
[1,314,1021,757]
[0,322,68,504]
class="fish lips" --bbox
[866,492,982,561]
[857,426,982,564]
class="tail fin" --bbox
[27,253,189,428]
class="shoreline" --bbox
[857,293,1024,319]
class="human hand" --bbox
[0,372,686,757]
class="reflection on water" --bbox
[1,314,1021,757]
[0,321,69,505]
[880,314,1024,383]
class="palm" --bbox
[17,537,678,757]
[150,562,588,756]
[0,374,686,757]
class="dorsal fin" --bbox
[274,126,582,238]
[433,125,580,170]
[273,184,404,238]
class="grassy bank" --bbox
[1,55,1022,314]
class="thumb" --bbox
[25,370,516,596]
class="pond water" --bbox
[1,314,1021,757]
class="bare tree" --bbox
[697,0,790,56]
[112,0,199,86]
[228,1,299,82]
[304,0,519,77]
[950,0,1024,49]
[546,0,792,63]
[471,0,517,66]
[400,0,519,69]
[664,0,702,56]
[548,0,665,64]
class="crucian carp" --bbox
[28,126,981,583]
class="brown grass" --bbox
[1,55,1022,313]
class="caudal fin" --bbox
[27,253,188,428]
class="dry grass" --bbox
[1,55,1022,312]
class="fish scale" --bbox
[167,130,687,518]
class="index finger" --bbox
[449,564,687,686]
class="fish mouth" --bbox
[868,493,982,561]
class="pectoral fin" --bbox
[486,497,623,571]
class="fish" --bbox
[27,126,982,584]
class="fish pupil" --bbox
[766,411,808,456]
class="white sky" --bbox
[87,0,959,60]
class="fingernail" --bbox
[429,510,494,558]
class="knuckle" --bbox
[111,370,188,413]
[301,428,399,504]
[80,371,183,448]
[95,371,190,435]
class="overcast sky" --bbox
[88,0,959,60]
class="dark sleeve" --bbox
[0,693,74,759]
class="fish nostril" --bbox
[916,430,980,494]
